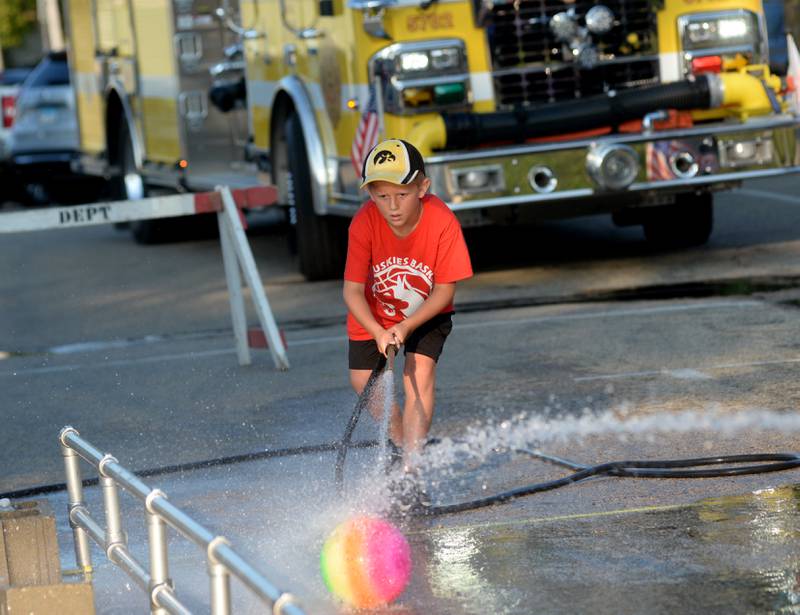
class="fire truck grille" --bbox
[481,0,660,108]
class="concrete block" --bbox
[0,500,60,587]
[0,581,95,615]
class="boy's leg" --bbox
[349,367,404,446]
[401,352,437,464]
[398,313,453,466]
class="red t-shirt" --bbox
[344,194,473,340]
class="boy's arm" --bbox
[344,280,397,354]
[343,281,382,338]
[388,282,456,344]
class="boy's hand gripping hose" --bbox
[335,345,397,491]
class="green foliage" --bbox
[0,0,37,48]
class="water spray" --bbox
[335,344,397,491]
[332,345,800,515]
[334,371,800,515]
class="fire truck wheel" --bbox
[642,192,713,249]
[114,123,170,244]
[285,113,347,280]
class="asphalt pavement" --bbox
[3,175,800,613]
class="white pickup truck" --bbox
[0,67,31,163]
[0,66,32,204]
[6,52,100,205]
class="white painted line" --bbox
[103,348,236,368]
[713,357,800,370]
[737,188,800,206]
[3,364,82,375]
[46,332,347,355]
[1,349,235,377]
[50,337,167,354]
[290,335,347,347]
[0,299,763,378]
[575,357,800,382]
[575,368,658,381]
[458,299,761,330]
[667,368,713,380]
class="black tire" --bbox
[285,113,348,280]
[49,177,104,205]
[113,123,169,244]
[19,181,49,206]
[642,192,713,249]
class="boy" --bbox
[343,138,473,508]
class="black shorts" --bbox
[348,312,454,370]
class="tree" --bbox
[0,0,37,48]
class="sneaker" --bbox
[384,472,432,518]
[381,440,403,475]
[408,482,432,515]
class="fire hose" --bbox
[334,351,800,516]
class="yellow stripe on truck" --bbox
[66,0,105,154]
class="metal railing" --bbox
[59,426,306,615]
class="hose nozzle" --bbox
[386,344,397,371]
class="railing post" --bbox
[58,426,307,614]
[208,536,232,615]
[59,426,92,575]
[146,490,172,615]
[99,454,125,560]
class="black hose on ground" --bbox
[423,450,800,516]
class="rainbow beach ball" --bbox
[320,515,412,608]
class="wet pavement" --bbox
[415,485,800,615]
[41,432,800,614]
[5,176,800,612]
[7,290,800,613]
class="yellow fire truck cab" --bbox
[64,0,800,279]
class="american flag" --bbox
[350,84,380,177]
[646,140,677,181]
[647,139,717,181]
[788,34,800,114]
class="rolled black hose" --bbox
[442,75,715,148]
[423,452,800,515]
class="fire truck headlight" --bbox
[385,41,466,78]
[679,10,765,74]
[451,164,505,194]
[372,39,470,115]
[586,144,639,191]
[718,137,773,168]
[430,48,462,71]
[400,52,430,72]
[396,47,462,74]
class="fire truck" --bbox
[63,0,800,280]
